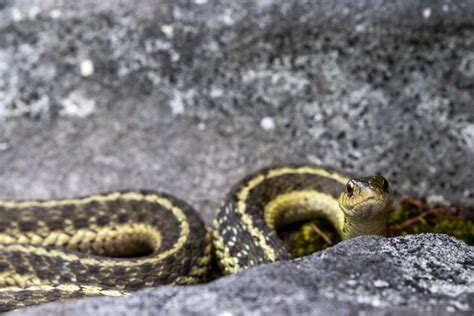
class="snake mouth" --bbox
[352,198,390,220]
[340,197,390,220]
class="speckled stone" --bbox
[0,0,473,224]
[0,1,473,314]
[13,234,474,315]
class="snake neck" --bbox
[340,212,388,240]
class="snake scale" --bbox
[0,165,393,311]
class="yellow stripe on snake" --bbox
[0,165,393,311]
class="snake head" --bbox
[338,175,393,235]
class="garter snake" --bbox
[0,165,393,311]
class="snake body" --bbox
[0,165,393,311]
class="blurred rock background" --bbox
[0,0,473,225]
[1,1,474,315]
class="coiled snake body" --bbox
[0,165,393,311]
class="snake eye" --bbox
[346,181,354,197]
[382,178,389,192]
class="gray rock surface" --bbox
[13,234,474,315]
[0,0,473,315]
[0,0,473,225]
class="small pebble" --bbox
[373,280,389,288]
[161,25,174,38]
[80,59,95,77]
[50,9,62,19]
[422,8,431,19]
[260,117,275,131]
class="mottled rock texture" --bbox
[0,0,473,315]
[14,234,474,315]
[0,0,473,224]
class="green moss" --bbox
[388,200,474,245]
[282,218,340,258]
[282,199,473,258]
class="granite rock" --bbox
[0,1,473,225]
[14,234,474,315]
[0,1,473,315]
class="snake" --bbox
[0,165,393,312]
